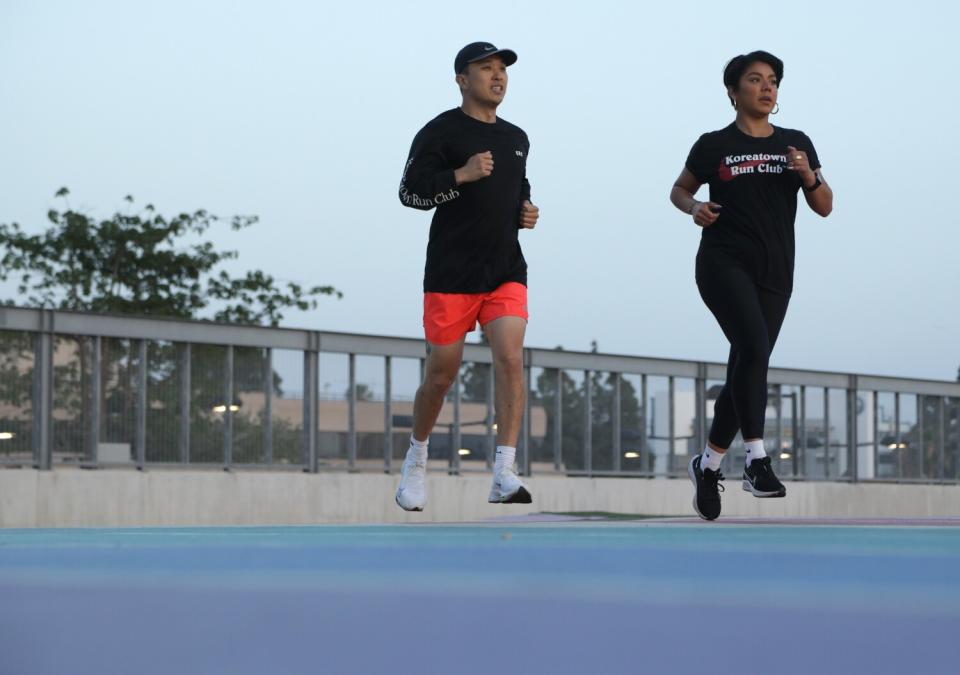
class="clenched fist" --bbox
[455,151,494,184]
[691,201,721,228]
[520,200,539,229]
[786,145,817,188]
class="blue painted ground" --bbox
[1,519,958,675]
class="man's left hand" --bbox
[520,200,539,229]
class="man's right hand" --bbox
[455,151,494,185]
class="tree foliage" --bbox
[0,189,340,464]
[0,187,340,326]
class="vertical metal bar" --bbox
[790,390,798,477]
[31,335,42,468]
[451,367,461,474]
[952,398,959,481]
[552,368,562,471]
[938,397,946,480]
[695,365,707,456]
[612,372,622,473]
[522,356,531,476]
[303,342,318,472]
[799,385,806,478]
[774,383,783,465]
[584,369,592,476]
[347,353,357,470]
[486,363,495,469]
[640,374,648,475]
[848,376,858,482]
[263,348,273,465]
[303,351,312,469]
[823,388,830,479]
[668,376,675,475]
[135,339,147,469]
[872,390,879,479]
[894,392,902,480]
[33,325,54,471]
[224,345,234,470]
[179,343,191,464]
[89,336,101,464]
[917,395,925,478]
[384,356,392,473]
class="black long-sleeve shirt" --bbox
[399,108,531,293]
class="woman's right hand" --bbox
[691,201,722,227]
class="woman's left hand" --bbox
[787,145,816,188]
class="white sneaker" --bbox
[488,467,533,504]
[395,457,427,511]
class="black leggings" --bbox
[696,250,790,448]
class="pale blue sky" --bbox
[2,0,958,381]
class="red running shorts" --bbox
[423,281,528,345]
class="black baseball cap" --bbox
[454,42,518,74]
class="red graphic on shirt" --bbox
[716,151,790,182]
[718,159,766,182]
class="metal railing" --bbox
[0,305,957,484]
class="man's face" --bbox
[458,55,508,105]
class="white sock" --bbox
[407,435,428,463]
[744,439,766,466]
[494,445,516,474]
[701,446,724,472]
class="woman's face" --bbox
[729,60,779,116]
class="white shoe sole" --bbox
[741,480,786,498]
[395,490,425,512]
[488,486,533,504]
[395,497,424,512]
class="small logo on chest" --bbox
[515,150,524,157]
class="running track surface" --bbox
[1,516,958,675]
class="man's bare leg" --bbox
[396,337,465,512]
[482,316,532,503]
[483,316,526,446]
[412,338,465,441]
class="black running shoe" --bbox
[742,456,786,498]
[688,455,724,521]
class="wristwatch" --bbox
[803,173,822,192]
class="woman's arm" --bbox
[671,167,721,227]
[788,145,832,217]
[801,170,833,217]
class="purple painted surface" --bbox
[1,520,957,675]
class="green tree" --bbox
[0,188,341,464]
[533,343,643,472]
[901,395,960,480]
[0,187,340,324]
[460,333,491,403]
[346,383,375,402]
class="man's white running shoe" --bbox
[488,468,533,504]
[395,457,427,511]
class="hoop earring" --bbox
[771,103,780,115]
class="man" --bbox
[395,41,540,511]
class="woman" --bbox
[670,50,833,521]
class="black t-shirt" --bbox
[686,123,821,295]
[399,108,531,293]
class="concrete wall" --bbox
[0,467,957,528]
